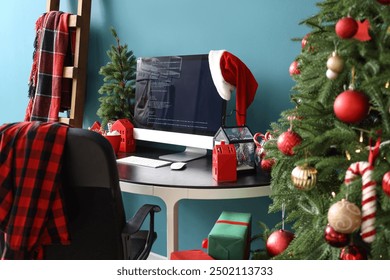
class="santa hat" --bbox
[208,50,258,126]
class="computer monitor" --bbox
[133,54,226,162]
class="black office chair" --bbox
[43,127,161,260]
[0,124,160,260]
[41,128,161,260]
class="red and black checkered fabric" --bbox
[0,122,70,259]
[25,11,75,122]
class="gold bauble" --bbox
[291,164,318,190]
[327,52,344,73]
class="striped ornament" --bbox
[344,161,376,243]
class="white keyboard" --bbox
[117,156,172,168]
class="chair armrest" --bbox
[123,204,161,235]
[121,204,161,260]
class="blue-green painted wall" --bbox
[0,0,318,257]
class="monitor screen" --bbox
[134,54,226,137]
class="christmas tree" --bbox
[97,27,137,130]
[261,0,390,260]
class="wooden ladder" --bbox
[47,0,91,128]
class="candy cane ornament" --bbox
[344,161,376,243]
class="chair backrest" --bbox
[44,128,127,259]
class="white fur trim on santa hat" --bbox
[208,50,235,100]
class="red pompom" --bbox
[266,229,295,257]
[382,171,390,196]
[377,0,390,4]
[289,61,300,76]
[340,245,367,260]
[277,130,302,156]
[333,89,369,123]
[335,17,358,39]
[324,224,350,248]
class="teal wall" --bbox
[0,0,318,257]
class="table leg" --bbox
[154,187,187,258]
[165,199,179,257]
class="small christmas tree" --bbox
[260,0,390,260]
[97,27,137,130]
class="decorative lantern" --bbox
[214,126,255,172]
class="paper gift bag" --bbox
[207,211,252,260]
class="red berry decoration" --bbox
[289,60,300,76]
[324,224,350,248]
[277,130,302,156]
[382,171,390,197]
[335,17,358,39]
[333,89,369,123]
[377,0,390,4]
[340,245,367,260]
[266,229,295,257]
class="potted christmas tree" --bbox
[259,0,390,260]
[97,27,137,131]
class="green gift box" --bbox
[207,211,252,260]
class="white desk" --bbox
[117,150,271,257]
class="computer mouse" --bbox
[170,162,187,170]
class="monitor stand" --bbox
[159,147,207,162]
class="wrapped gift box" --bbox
[170,250,214,260]
[208,211,252,260]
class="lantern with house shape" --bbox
[111,119,136,153]
[214,126,256,172]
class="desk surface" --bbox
[117,147,271,189]
[117,147,271,257]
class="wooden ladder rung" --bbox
[63,66,78,79]
[46,0,91,128]
[59,117,70,125]
[68,14,80,27]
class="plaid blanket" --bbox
[0,122,70,259]
[25,11,74,122]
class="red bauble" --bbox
[335,17,358,39]
[340,245,367,260]
[301,33,309,49]
[377,0,390,4]
[266,229,295,257]
[277,130,302,156]
[333,90,369,123]
[261,158,275,172]
[324,224,350,248]
[382,171,390,196]
[289,61,300,76]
